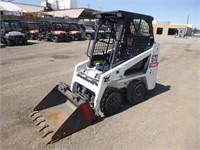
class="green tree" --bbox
[192,28,200,34]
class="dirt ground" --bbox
[0,36,199,150]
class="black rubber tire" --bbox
[30,35,34,40]
[6,39,12,46]
[126,81,146,105]
[86,34,92,40]
[53,36,59,43]
[100,88,122,116]
[37,37,41,41]
[97,34,101,39]
[106,34,110,39]
[22,39,27,45]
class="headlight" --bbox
[54,31,65,34]
[99,30,105,33]
[70,31,80,34]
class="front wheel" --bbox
[30,35,34,40]
[100,88,122,116]
[6,39,12,46]
[126,81,146,105]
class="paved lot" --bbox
[0,36,200,150]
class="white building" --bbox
[41,0,77,10]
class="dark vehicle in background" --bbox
[97,25,107,39]
[38,21,70,42]
[81,24,107,40]
[38,21,50,41]
[101,25,116,39]
[21,22,39,40]
[78,24,86,39]
[84,24,95,40]
[63,22,82,41]
[1,20,27,46]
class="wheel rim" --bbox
[133,84,145,103]
[105,92,122,115]
[86,34,91,40]
[53,37,57,42]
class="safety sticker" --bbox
[149,62,159,68]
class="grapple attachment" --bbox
[30,82,95,144]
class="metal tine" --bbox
[31,113,42,121]
[35,117,45,126]
[38,123,49,132]
[29,111,39,117]
[42,129,53,138]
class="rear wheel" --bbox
[86,34,92,40]
[126,81,146,105]
[37,36,41,41]
[22,39,27,45]
[53,36,59,43]
[100,88,122,116]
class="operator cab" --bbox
[88,10,154,73]
[1,20,21,33]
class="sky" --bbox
[13,0,200,28]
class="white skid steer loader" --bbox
[30,10,159,144]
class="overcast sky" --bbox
[13,0,200,28]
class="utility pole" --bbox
[187,14,189,25]
[186,14,189,36]
[87,0,91,8]
[56,0,58,10]
[87,3,90,8]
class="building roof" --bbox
[45,8,84,18]
[14,3,43,12]
[0,1,43,12]
[154,23,193,28]
[0,1,25,12]
[0,5,6,11]
[44,8,98,19]
[0,1,97,19]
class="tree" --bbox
[192,27,200,34]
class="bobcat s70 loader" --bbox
[30,10,160,144]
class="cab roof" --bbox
[95,10,154,21]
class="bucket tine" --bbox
[35,117,45,126]
[38,123,49,132]
[29,111,39,117]
[42,129,53,138]
[32,114,42,121]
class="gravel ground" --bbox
[0,36,200,150]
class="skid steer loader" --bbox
[30,10,159,144]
